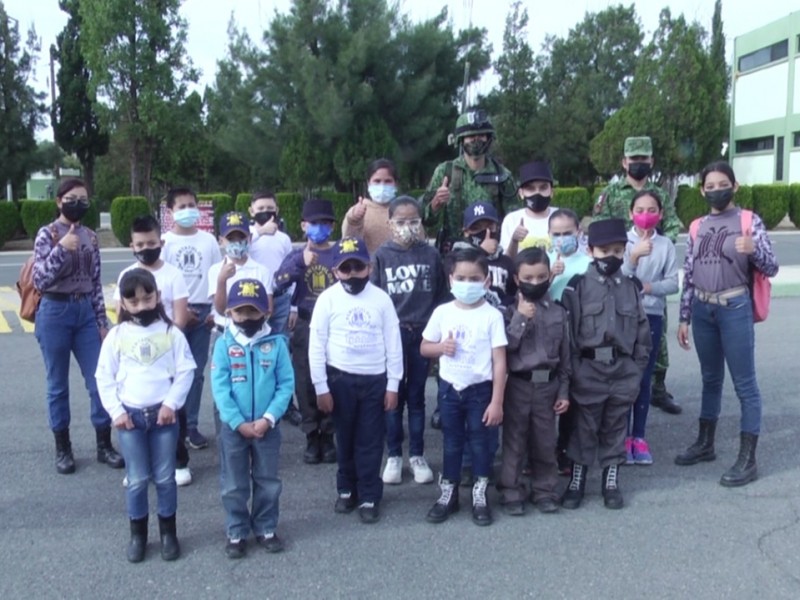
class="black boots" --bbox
[650,370,682,414]
[96,427,125,469]
[127,517,148,563]
[53,429,76,474]
[426,478,459,523]
[471,477,492,526]
[320,432,337,464]
[561,463,586,509]
[304,432,321,464]
[720,433,758,487]
[158,514,180,561]
[602,464,624,509]
[675,418,717,465]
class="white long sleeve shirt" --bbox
[308,281,403,395]
[95,321,197,421]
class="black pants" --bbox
[291,317,333,436]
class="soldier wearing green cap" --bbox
[422,110,518,253]
[593,136,681,415]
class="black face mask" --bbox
[518,280,550,302]
[236,316,266,338]
[462,138,491,158]
[130,307,161,327]
[253,211,277,225]
[133,247,161,266]
[595,256,624,277]
[523,193,551,213]
[341,275,369,295]
[627,162,652,181]
[61,203,89,223]
[704,188,734,211]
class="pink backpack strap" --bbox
[689,217,702,240]
[740,209,753,235]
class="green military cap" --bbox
[624,136,653,157]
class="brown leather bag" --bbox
[17,224,59,323]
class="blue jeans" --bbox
[118,404,178,520]
[385,326,429,458]
[439,380,493,482]
[268,292,292,336]
[629,314,663,439]
[184,304,212,430]
[329,368,387,503]
[34,296,110,431]
[691,295,762,434]
[218,423,282,539]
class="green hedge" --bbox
[554,187,592,217]
[675,185,706,229]
[735,185,753,211]
[328,192,354,239]
[275,192,303,240]
[751,184,789,230]
[197,193,234,234]
[20,200,59,239]
[110,196,150,246]
[0,202,20,248]
[787,183,800,228]
[235,193,251,215]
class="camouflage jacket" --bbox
[592,178,681,243]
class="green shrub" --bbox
[110,196,150,246]
[675,185,706,229]
[197,193,234,234]
[0,202,20,248]
[751,184,789,230]
[406,188,427,201]
[235,192,251,215]
[327,192,355,238]
[20,200,59,239]
[82,201,100,232]
[786,184,800,228]
[554,187,592,217]
[275,192,304,240]
[735,185,753,210]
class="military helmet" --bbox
[453,109,495,142]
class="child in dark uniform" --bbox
[560,219,651,510]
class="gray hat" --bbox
[624,136,653,157]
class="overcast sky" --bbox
[4,0,799,133]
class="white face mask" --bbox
[368,183,397,204]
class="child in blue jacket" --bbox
[211,278,294,559]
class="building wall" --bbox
[732,155,777,184]
[734,63,789,126]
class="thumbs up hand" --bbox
[735,229,755,255]
[441,330,457,357]
[432,176,451,212]
[351,196,368,222]
[60,224,80,251]
[512,217,529,242]
[551,252,565,277]
[517,293,536,319]
[303,240,319,266]
[479,227,498,255]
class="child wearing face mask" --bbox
[211,278,293,559]
[96,268,196,563]
[560,219,651,511]
[547,209,593,302]
[500,161,559,258]
[421,247,508,527]
[309,238,404,524]
[621,191,679,465]
[498,248,570,516]
[370,197,447,486]
[343,158,399,254]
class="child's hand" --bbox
[303,241,318,266]
[632,235,653,261]
[185,309,200,329]
[257,216,279,236]
[512,218,528,242]
[253,418,271,437]
[218,259,236,282]
[316,393,334,414]
[237,422,256,438]
[479,229,498,255]
[157,405,176,426]
[735,230,755,255]
[287,311,298,331]
[384,391,398,411]
[113,413,134,430]
[517,294,536,320]
[553,398,570,415]
[483,401,503,426]
[440,331,457,357]
[551,253,565,277]
[677,323,691,351]
[351,197,368,222]
[641,282,653,295]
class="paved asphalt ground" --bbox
[1,234,799,598]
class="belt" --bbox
[580,346,625,364]
[42,292,88,302]
[509,369,556,383]
[695,285,748,306]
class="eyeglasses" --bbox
[390,218,421,227]
[62,196,90,206]
[337,261,368,275]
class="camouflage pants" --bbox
[654,309,669,374]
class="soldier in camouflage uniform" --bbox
[422,110,518,253]
[592,136,682,415]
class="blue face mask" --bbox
[551,233,579,256]
[368,184,397,204]
[450,280,487,305]
[225,241,249,259]
[306,223,333,244]
[173,207,200,228]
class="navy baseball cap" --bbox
[463,201,499,229]
[227,278,269,313]
[219,212,250,238]
[302,198,335,222]
[333,237,370,268]
[519,161,553,186]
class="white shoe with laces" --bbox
[175,467,192,487]
[382,456,403,484]
[409,456,434,484]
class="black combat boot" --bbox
[53,429,76,474]
[720,433,758,487]
[675,419,717,465]
[426,477,459,523]
[471,477,492,526]
[96,426,125,469]
[127,516,148,563]
[320,432,337,464]
[303,431,321,464]
[561,463,586,509]
[158,513,180,561]
[650,370,682,414]
[602,464,624,509]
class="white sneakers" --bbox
[382,456,434,484]
[175,467,192,487]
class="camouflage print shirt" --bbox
[422,155,518,247]
[592,178,681,243]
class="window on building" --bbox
[776,137,784,181]
[736,136,774,153]
[738,39,789,72]
[793,132,800,148]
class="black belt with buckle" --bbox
[43,292,88,302]
[581,346,623,363]
[509,369,556,383]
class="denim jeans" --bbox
[385,326,430,458]
[629,314,663,439]
[184,303,212,430]
[691,295,762,434]
[268,292,292,336]
[329,368,387,503]
[34,296,110,431]
[118,404,179,520]
[439,380,493,482]
[218,423,282,539]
